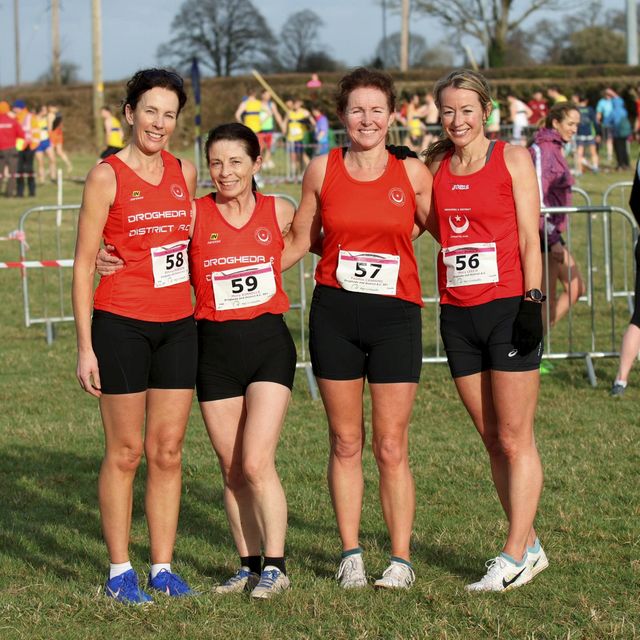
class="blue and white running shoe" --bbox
[104,569,153,604]
[148,569,195,597]
[250,566,291,599]
[214,567,260,594]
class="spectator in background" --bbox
[283,98,314,178]
[610,156,640,397]
[0,101,24,197]
[632,85,640,142]
[423,92,440,147]
[596,89,614,165]
[528,90,549,126]
[48,104,72,175]
[547,86,567,104]
[258,90,283,170]
[13,100,36,197]
[100,106,125,160]
[530,102,586,340]
[608,88,631,171]
[34,104,56,184]
[235,88,263,135]
[485,97,501,139]
[572,94,599,175]
[507,94,532,145]
[311,104,330,156]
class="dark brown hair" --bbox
[335,67,396,115]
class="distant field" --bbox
[0,149,638,639]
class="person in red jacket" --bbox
[0,101,24,197]
[425,69,547,592]
[72,68,198,605]
[283,67,433,590]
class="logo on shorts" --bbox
[170,184,186,200]
[452,184,470,191]
[255,227,272,245]
[208,232,221,244]
[448,214,470,234]
[388,187,406,207]
[508,349,518,358]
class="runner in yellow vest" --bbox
[282,98,314,178]
[100,106,125,160]
[235,89,263,134]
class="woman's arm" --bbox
[281,155,326,270]
[505,144,542,291]
[274,197,295,237]
[403,157,435,241]
[72,164,116,397]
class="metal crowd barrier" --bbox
[6,199,637,390]
[602,182,635,311]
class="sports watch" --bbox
[525,288,547,302]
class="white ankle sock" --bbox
[150,563,171,579]
[109,561,133,579]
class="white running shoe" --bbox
[336,553,367,589]
[250,567,291,599]
[373,561,415,589]
[213,567,260,594]
[465,555,532,592]
[528,544,549,579]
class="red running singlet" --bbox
[93,150,193,321]
[314,148,422,306]
[433,140,524,306]
[190,192,289,321]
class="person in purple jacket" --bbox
[529,102,585,336]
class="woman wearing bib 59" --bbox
[190,123,296,599]
[425,69,547,592]
[72,69,197,604]
[284,68,433,589]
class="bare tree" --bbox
[37,61,82,85]
[373,31,429,69]
[280,9,325,71]
[158,0,277,77]
[388,0,579,68]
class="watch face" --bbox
[527,289,543,301]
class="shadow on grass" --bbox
[0,444,230,581]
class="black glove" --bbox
[511,300,543,356]
[386,144,418,160]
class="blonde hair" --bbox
[423,69,493,165]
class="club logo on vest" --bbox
[255,227,272,245]
[452,184,470,190]
[208,232,221,244]
[130,190,143,201]
[170,184,186,200]
[448,215,470,234]
[388,187,406,207]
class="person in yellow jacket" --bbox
[282,98,314,179]
[34,104,56,184]
[100,106,125,159]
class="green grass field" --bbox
[0,151,638,639]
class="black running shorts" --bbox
[91,310,198,394]
[196,313,297,402]
[309,285,422,383]
[440,296,543,378]
[631,239,640,328]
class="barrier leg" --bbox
[45,320,55,345]
[304,364,319,401]
[585,354,597,388]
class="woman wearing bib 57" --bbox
[284,68,433,589]
[72,69,197,604]
[190,124,296,599]
[425,69,547,592]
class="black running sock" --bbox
[240,555,262,575]
[263,556,286,575]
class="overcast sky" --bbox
[0,0,626,87]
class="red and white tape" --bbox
[0,259,74,269]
